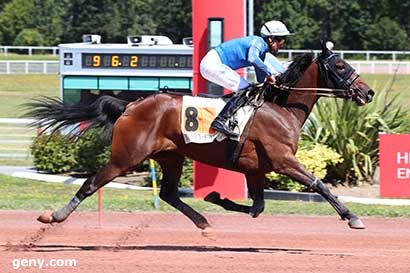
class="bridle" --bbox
[275,53,361,99]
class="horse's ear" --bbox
[320,40,327,54]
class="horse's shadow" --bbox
[4,244,350,257]
[6,244,309,254]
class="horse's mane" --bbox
[276,53,314,86]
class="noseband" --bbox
[317,53,360,99]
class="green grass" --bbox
[0,174,409,217]
[0,75,59,118]
[0,53,58,61]
[361,74,410,108]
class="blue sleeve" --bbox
[254,67,267,83]
[248,42,271,80]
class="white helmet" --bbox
[261,20,293,38]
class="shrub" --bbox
[266,143,342,192]
[31,133,77,173]
[31,129,110,174]
[13,28,44,46]
[75,129,111,173]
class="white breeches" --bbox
[200,49,251,92]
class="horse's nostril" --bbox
[365,89,374,102]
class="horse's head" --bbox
[317,41,374,106]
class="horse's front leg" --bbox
[275,155,365,229]
[158,154,211,230]
[246,173,265,217]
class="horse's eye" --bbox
[336,62,345,71]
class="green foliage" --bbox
[13,28,44,46]
[75,129,111,173]
[180,158,193,188]
[254,0,409,50]
[364,17,408,50]
[266,143,342,192]
[60,0,157,43]
[0,0,35,44]
[143,158,193,188]
[151,0,191,43]
[302,84,410,184]
[27,0,63,45]
[30,129,111,174]
[0,0,409,49]
[31,133,77,173]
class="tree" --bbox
[151,0,191,43]
[254,0,320,49]
[60,0,157,43]
[27,0,64,45]
[13,28,44,46]
[0,0,12,11]
[364,17,408,50]
[0,0,35,45]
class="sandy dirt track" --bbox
[1,211,409,273]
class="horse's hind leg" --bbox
[204,173,265,218]
[38,119,150,224]
[37,162,125,224]
[204,191,251,214]
[157,154,210,230]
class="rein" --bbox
[272,53,358,99]
[274,85,349,98]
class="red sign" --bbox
[191,0,248,200]
[379,134,410,198]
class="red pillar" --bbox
[191,0,248,200]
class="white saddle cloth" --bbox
[181,95,254,144]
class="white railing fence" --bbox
[0,61,59,74]
[0,46,59,56]
[0,118,36,160]
[280,49,410,61]
[1,45,410,61]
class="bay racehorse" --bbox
[29,42,374,230]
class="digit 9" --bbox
[92,55,101,67]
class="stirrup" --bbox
[211,119,238,138]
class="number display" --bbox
[82,53,192,69]
[184,107,199,131]
[182,106,217,134]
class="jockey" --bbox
[200,20,294,138]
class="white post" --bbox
[247,0,253,35]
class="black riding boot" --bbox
[211,93,246,138]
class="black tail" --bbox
[24,96,129,137]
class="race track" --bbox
[1,211,409,273]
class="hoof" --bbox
[204,192,221,203]
[348,218,366,229]
[249,212,258,218]
[201,227,215,239]
[249,205,264,218]
[37,211,54,224]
